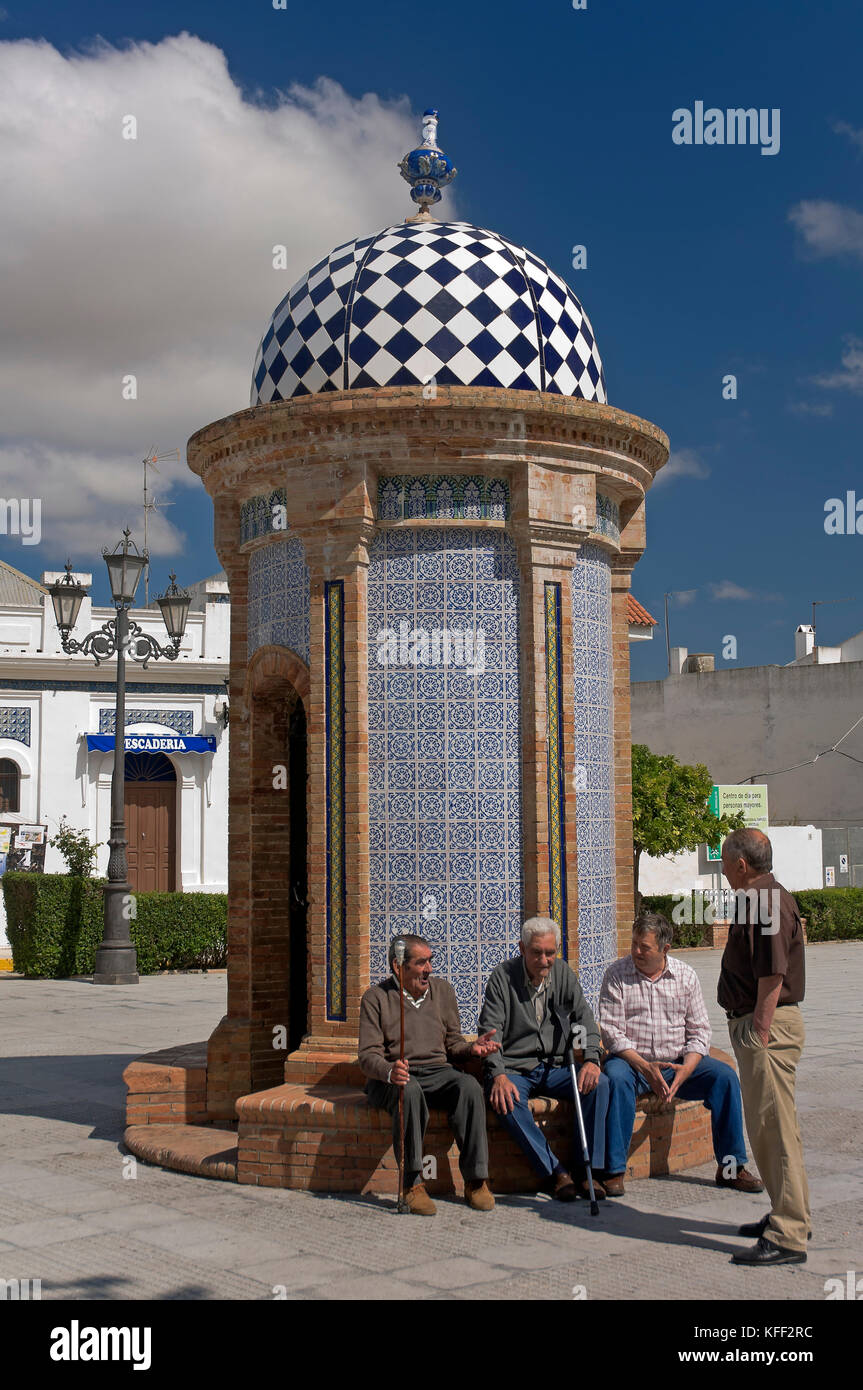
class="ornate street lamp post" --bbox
[49,531,191,985]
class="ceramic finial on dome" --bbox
[398,108,457,222]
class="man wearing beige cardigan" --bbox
[359,933,500,1215]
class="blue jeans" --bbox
[486,1063,608,1180]
[604,1054,748,1176]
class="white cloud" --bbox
[708,579,782,602]
[0,34,427,563]
[671,589,698,607]
[787,399,834,417]
[709,580,754,601]
[834,120,863,153]
[652,448,710,488]
[813,336,863,394]
[788,199,863,261]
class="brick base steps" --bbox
[124,1124,238,1181]
[125,1045,734,1194]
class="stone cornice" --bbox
[0,656,228,685]
[187,387,669,497]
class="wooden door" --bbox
[125,782,176,893]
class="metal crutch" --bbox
[565,1021,600,1217]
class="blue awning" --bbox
[86,734,216,754]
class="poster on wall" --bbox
[706,786,769,863]
[0,822,48,874]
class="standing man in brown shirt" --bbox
[719,828,810,1265]
[359,933,499,1215]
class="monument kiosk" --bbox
[124,116,722,1191]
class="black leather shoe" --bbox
[732,1235,807,1265]
[738,1213,811,1241]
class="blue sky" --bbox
[1,0,861,674]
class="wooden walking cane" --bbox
[393,939,409,1214]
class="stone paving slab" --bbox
[0,946,861,1301]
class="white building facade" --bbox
[0,561,229,958]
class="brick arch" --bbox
[245,645,310,705]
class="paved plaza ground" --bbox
[0,944,860,1302]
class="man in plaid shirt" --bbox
[598,910,763,1197]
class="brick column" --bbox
[283,519,374,1083]
[512,465,593,967]
[206,497,256,1121]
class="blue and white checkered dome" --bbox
[250,221,607,404]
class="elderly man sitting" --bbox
[478,917,609,1201]
[598,910,763,1197]
[359,933,499,1216]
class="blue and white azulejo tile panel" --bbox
[240,489,288,546]
[367,527,523,1031]
[571,543,617,1009]
[378,474,510,522]
[100,709,194,736]
[252,221,606,404]
[247,537,310,666]
[0,706,31,746]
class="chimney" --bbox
[684,653,715,674]
[795,624,814,661]
[669,645,688,675]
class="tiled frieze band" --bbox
[544,582,567,950]
[325,580,347,1022]
[100,708,194,736]
[240,488,288,545]
[377,475,510,522]
[593,492,621,546]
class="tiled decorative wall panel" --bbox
[367,527,523,1030]
[0,706,30,746]
[593,493,621,546]
[247,537,310,666]
[378,475,510,522]
[240,489,288,545]
[325,581,346,1021]
[100,709,193,735]
[571,543,616,1007]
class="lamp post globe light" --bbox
[49,530,191,985]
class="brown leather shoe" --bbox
[464,1180,495,1212]
[715,1164,764,1194]
[577,1176,606,1200]
[603,1173,626,1197]
[405,1182,436,1216]
[543,1170,578,1202]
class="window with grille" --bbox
[0,759,20,813]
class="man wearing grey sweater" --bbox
[478,917,609,1200]
[359,933,500,1215]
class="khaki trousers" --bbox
[728,1004,811,1252]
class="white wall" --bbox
[632,663,863,827]
[638,825,823,898]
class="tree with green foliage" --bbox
[631,744,745,899]
[48,816,101,878]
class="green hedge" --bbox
[3,872,227,977]
[643,886,863,945]
[792,887,863,941]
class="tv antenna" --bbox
[142,447,180,604]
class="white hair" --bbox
[521,916,561,949]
